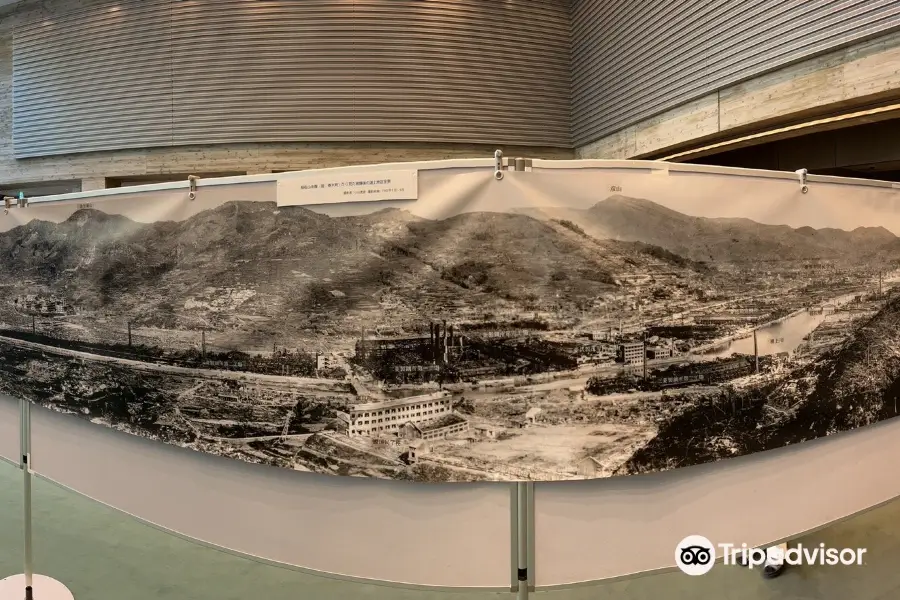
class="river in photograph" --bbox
[701,288,881,359]
[702,310,828,359]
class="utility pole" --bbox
[753,329,759,374]
[201,329,207,360]
[127,321,132,347]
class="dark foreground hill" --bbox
[622,295,900,475]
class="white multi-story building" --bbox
[348,391,453,437]
[617,341,645,365]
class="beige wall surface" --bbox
[577,30,900,161]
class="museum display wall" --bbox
[3,0,900,186]
[3,159,900,589]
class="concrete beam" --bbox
[80,177,106,192]
[577,30,900,161]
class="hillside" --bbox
[515,196,899,264]
[0,201,709,338]
[622,295,900,475]
[784,298,900,437]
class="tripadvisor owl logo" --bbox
[675,535,716,576]
[675,535,869,575]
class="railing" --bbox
[4,394,900,598]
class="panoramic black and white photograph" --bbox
[1,170,899,482]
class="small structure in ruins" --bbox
[525,406,542,425]
[400,413,469,441]
[407,439,431,463]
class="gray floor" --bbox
[2,458,900,599]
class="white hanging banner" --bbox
[276,169,419,206]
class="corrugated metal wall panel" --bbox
[571,0,900,148]
[13,0,174,156]
[13,0,571,158]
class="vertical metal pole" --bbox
[509,484,518,593]
[20,399,34,600]
[525,482,535,593]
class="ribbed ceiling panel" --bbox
[13,0,571,158]
[571,0,900,148]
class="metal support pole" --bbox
[2,403,73,600]
[20,399,33,600]
[510,482,534,599]
[517,482,527,599]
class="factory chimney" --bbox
[430,322,435,358]
[442,320,449,364]
[642,335,648,381]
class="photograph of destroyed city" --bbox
[1,187,899,482]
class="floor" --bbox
[1,458,899,599]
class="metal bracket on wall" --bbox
[510,158,533,172]
[494,150,504,180]
[795,168,809,194]
[2,195,24,214]
[494,151,533,180]
[188,175,199,200]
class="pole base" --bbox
[0,575,74,600]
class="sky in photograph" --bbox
[4,167,900,236]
